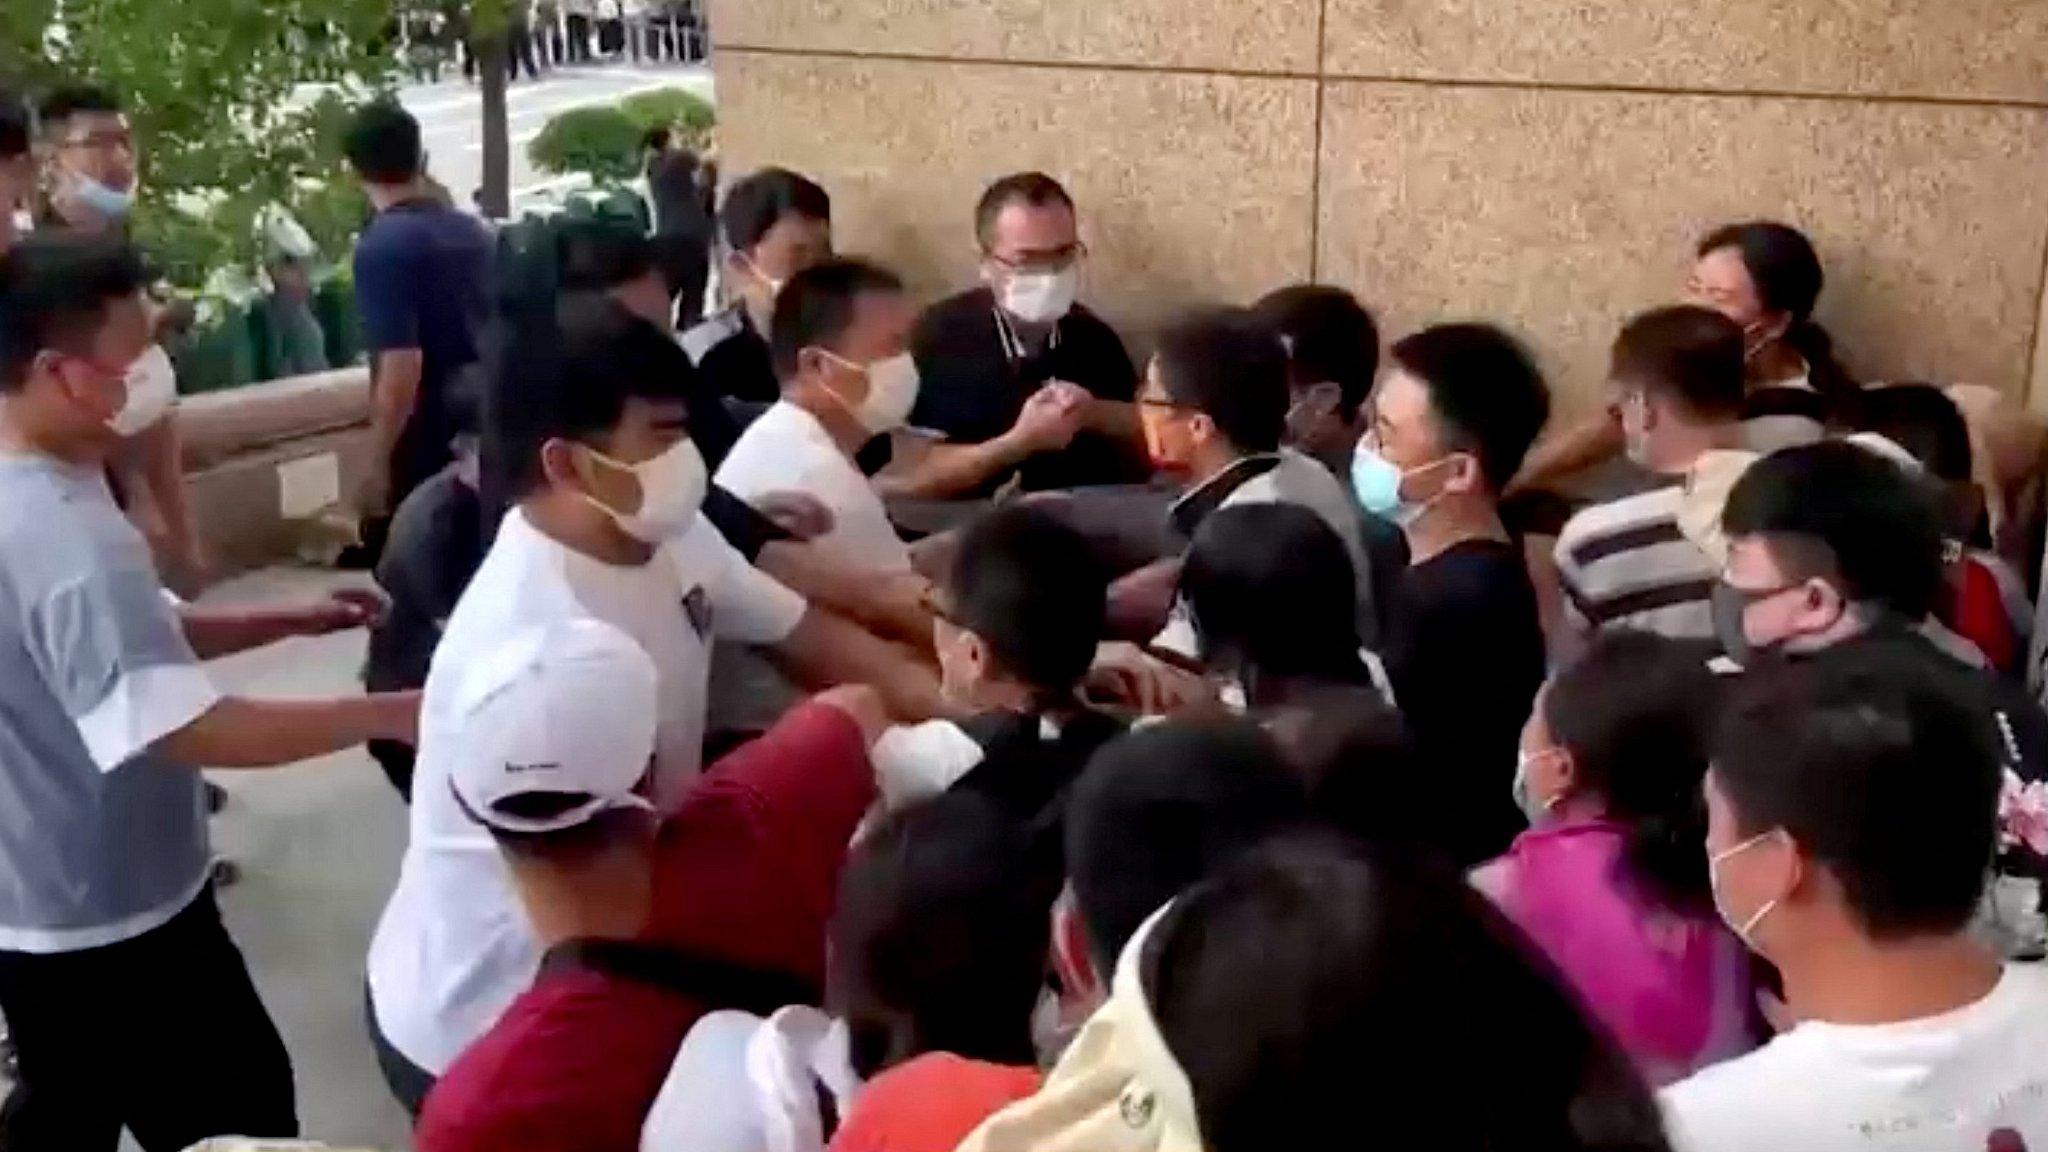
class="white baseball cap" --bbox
[448,617,660,835]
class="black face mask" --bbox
[1711,581,1800,668]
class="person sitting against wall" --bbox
[886,172,1150,502]
[1352,322,1551,867]
[1474,631,1755,1085]
[1122,307,1374,653]
[1513,220,1851,497]
[1250,283,1408,647]
[1550,306,1753,654]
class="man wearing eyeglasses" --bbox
[888,173,1149,501]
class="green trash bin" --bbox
[314,277,363,368]
[174,306,259,394]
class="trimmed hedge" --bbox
[529,87,716,182]
[528,105,645,183]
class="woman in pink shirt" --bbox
[1473,631,1757,1084]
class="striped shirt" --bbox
[1555,481,1718,640]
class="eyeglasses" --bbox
[984,242,1087,275]
[59,129,134,154]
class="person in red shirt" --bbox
[413,617,888,1152]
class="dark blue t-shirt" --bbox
[354,199,494,492]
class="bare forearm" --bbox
[156,693,418,769]
[773,608,951,723]
[1512,409,1622,493]
[370,355,422,460]
[138,417,192,548]
[876,433,1031,501]
[1107,557,1182,641]
[757,544,935,649]
[179,606,316,660]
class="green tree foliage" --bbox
[529,88,715,183]
[1,0,400,284]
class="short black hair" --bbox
[973,172,1076,248]
[0,89,29,159]
[1182,503,1364,686]
[946,505,1108,696]
[1149,838,1669,1152]
[768,257,904,381]
[1714,643,2000,939]
[639,126,670,152]
[1611,305,1745,420]
[1154,307,1290,455]
[832,790,1056,1079]
[1848,384,1974,484]
[1388,323,1550,491]
[1721,440,1946,620]
[343,100,423,185]
[0,232,150,391]
[1251,284,1380,420]
[1066,718,1306,969]
[719,167,830,253]
[38,84,122,134]
[485,295,700,498]
[1542,631,1721,911]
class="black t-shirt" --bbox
[910,289,1149,494]
[692,311,780,406]
[1380,538,1546,867]
[367,467,487,693]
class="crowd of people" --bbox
[3,75,2048,1152]
[394,1,707,85]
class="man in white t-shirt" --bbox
[716,258,920,577]
[366,296,938,1112]
[1661,643,2048,1152]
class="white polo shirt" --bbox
[366,507,807,1074]
[714,400,912,575]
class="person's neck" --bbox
[791,386,872,459]
[520,494,658,566]
[965,676,1043,716]
[1404,496,1507,566]
[1776,927,2002,1027]
[366,180,427,213]
[1748,342,1809,390]
[0,406,106,469]
[740,287,774,334]
[1649,421,1745,476]
[1183,444,1258,492]
[513,860,652,950]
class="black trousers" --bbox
[565,13,592,60]
[0,889,296,1152]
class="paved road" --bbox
[397,61,713,212]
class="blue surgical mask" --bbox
[70,173,135,220]
[1350,445,1455,526]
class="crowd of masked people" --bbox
[3,80,2048,1152]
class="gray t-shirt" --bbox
[0,454,217,953]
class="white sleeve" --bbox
[687,520,807,645]
[870,721,987,811]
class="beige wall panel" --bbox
[1317,82,2048,412]
[1323,0,2048,104]
[711,0,1320,74]
[717,51,1318,336]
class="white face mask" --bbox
[1000,267,1078,325]
[111,345,178,437]
[819,349,921,434]
[579,437,708,544]
[1708,829,1784,950]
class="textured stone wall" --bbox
[713,0,2048,411]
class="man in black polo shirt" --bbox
[681,168,832,408]
[893,173,1148,499]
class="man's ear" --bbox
[538,437,586,490]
